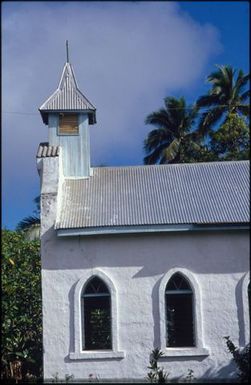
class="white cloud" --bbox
[2,1,221,226]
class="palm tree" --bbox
[196,65,250,135]
[144,97,201,164]
[16,196,40,241]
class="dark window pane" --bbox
[165,274,195,347]
[166,293,194,347]
[82,277,112,350]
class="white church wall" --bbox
[41,224,249,381]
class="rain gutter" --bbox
[56,223,249,237]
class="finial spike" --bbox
[66,40,69,63]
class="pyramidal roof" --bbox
[39,62,96,125]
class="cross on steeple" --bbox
[66,40,69,63]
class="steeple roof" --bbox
[39,62,96,125]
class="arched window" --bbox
[81,276,112,350]
[165,273,195,347]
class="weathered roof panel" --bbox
[39,62,96,125]
[55,161,250,230]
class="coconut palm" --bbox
[16,196,40,241]
[144,97,201,164]
[196,65,250,135]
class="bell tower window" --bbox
[58,113,79,135]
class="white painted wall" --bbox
[39,159,249,382]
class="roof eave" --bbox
[38,109,96,125]
[56,223,250,237]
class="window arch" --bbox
[159,268,209,356]
[165,273,195,347]
[81,276,112,350]
[70,269,124,360]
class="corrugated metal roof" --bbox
[39,62,96,125]
[55,161,250,229]
[36,142,60,158]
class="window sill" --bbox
[69,350,125,360]
[161,347,210,357]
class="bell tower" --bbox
[39,42,96,178]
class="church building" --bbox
[37,55,249,382]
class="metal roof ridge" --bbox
[91,160,250,171]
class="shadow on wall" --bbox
[235,275,246,347]
[41,228,249,275]
[157,355,237,382]
[68,281,77,354]
[152,279,161,349]
[200,358,237,382]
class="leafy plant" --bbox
[224,336,250,382]
[210,113,249,160]
[147,348,169,383]
[1,230,42,381]
[65,374,74,383]
[185,369,195,382]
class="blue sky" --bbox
[2,1,249,230]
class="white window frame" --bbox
[159,268,209,357]
[69,269,125,360]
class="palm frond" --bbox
[145,109,170,127]
[196,94,220,108]
[235,71,250,95]
[144,96,199,164]
[144,143,171,165]
[144,128,172,153]
[198,106,226,135]
[16,216,40,232]
[240,90,250,102]
[164,96,186,111]
[160,138,180,163]
[237,105,250,117]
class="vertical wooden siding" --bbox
[48,113,90,177]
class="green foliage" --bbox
[147,348,169,383]
[210,114,250,160]
[197,65,250,134]
[224,336,250,382]
[1,230,42,381]
[144,97,201,165]
[144,65,250,164]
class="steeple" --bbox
[39,44,96,178]
[39,57,96,125]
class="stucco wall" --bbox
[41,219,249,381]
